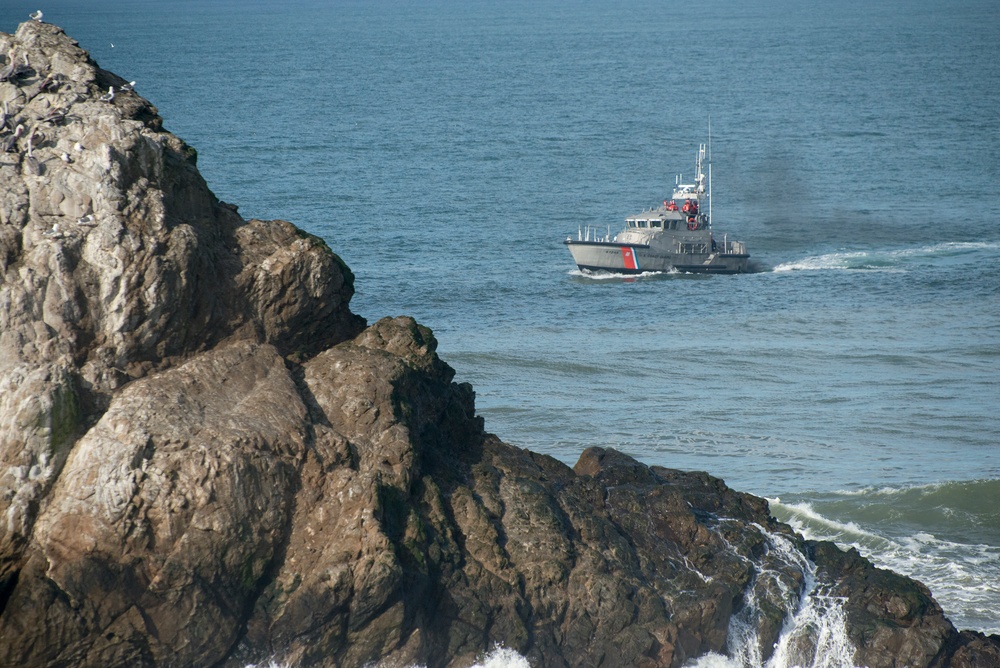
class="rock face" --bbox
[0,20,997,668]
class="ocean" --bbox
[4,0,998,664]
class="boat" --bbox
[564,141,749,274]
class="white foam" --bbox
[767,500,891,548]
[773,241,1000,273]
[685,651,741,668]
[772,251,873,273]
[700,525,860,668]
[470,647,533,668]
[768,592,856,668]
[769,498,1000,636]
[568,268,675,279]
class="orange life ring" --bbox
[687,218,698,230]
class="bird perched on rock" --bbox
[0,124,25,153]
[0,51,26,82]
[120,81,136,92]
[40,73,64,92]
[0,102,8,131]
[30,10,44,22]
[60,152,72,163]
[0,48,19,81]
[24,154,43,176]
[42,224,64,239]
[77,214,96,227]
[26,126,43,155]
[42,107,67,125]
[99,86,115,102]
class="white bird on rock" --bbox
[120,81,135,92]
[43,224,64,238]
[30,10,43,22]
[77,214,96,227]
[99,86,115,102]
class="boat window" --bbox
[626,220,635,228]
[638,221,648,228]
[651,221,662,228]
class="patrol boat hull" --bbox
[565,139,750,275]
[565,239,749,274]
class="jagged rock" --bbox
[0,20,363,614]
[1,19,997,668]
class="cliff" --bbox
[1,20,997,668]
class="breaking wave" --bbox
[769,479,1000,635]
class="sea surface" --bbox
[4,0,999,664]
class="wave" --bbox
[568,268,680,280]
[769,480,1000,635]
[249,646,532,668]
[772,241,1000,273]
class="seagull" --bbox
[30,10,43,22]
[43,224,64,239]
[60,152,72,163]
[0,102,8,131]
[77,214,96,226]
[99,86,115,102]
[120,80,135,92]
[73,141,84,152]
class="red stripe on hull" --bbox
[621,246,639,271]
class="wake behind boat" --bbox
[564,142,749,274]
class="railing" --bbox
[718,239,746,255]
[572,225,614,243]
[680,239,747,255]
[712,234,746,255]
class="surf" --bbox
[770,480,1000,635]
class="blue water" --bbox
[5,0,999,645]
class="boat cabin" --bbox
[625,217,689,231]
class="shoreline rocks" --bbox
[1,20,997,668]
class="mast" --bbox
[708,118,713,230]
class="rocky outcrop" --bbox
[1,20,997,668]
